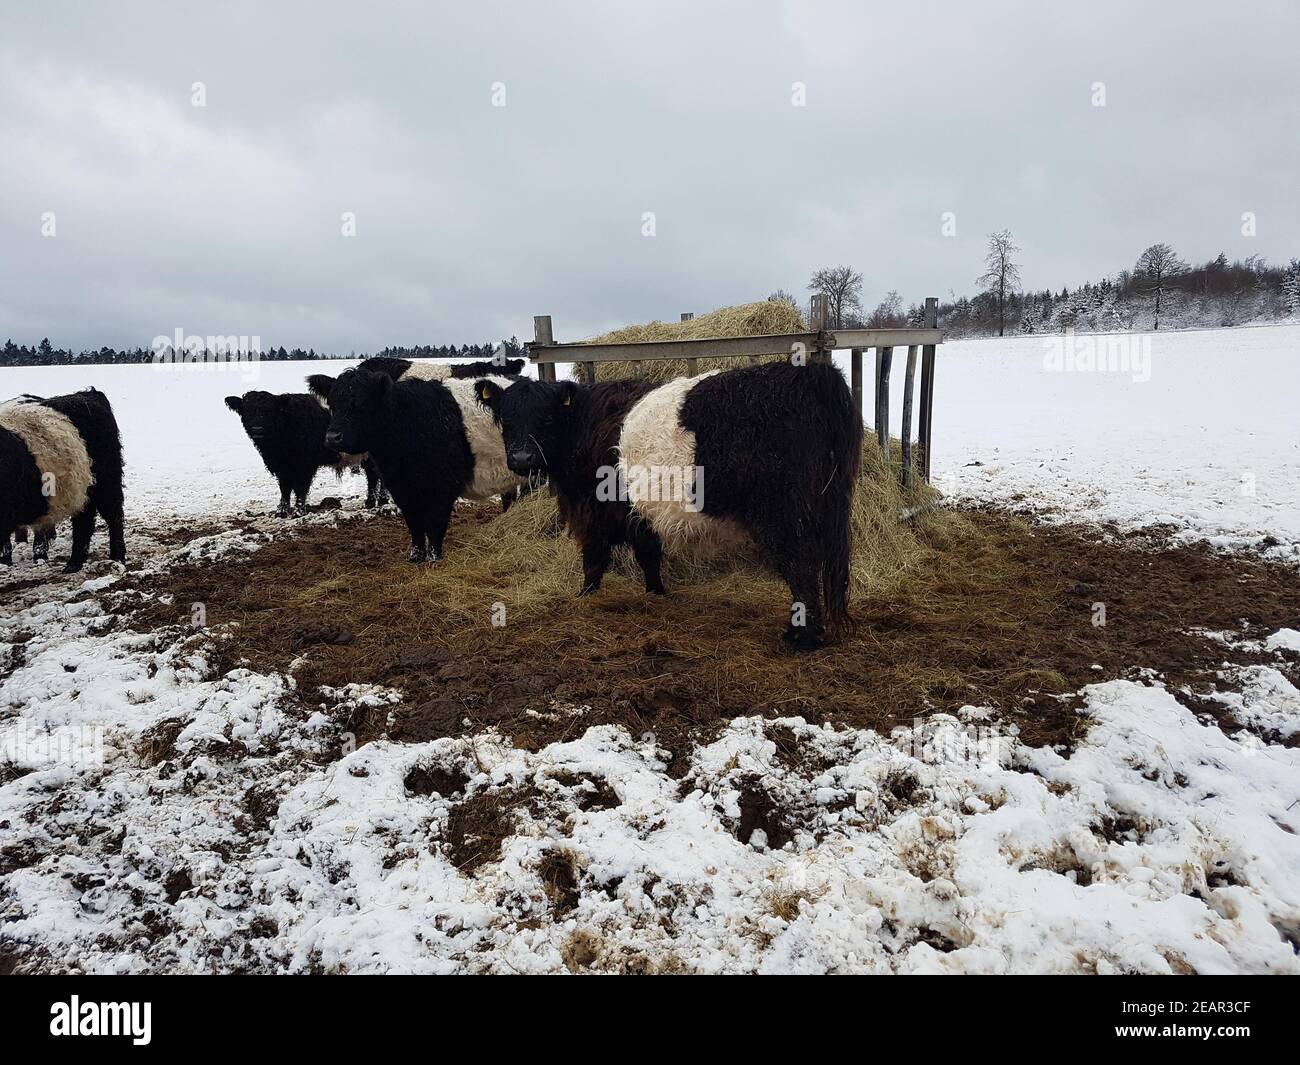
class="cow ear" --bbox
[475,378,504,411]
[505,358,524,375]
[224,395,243,414]
[306,374,335,401]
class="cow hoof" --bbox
[408,548,427,564]
[276,508,290,519]
[62,563,84,574]
[646,583,667,596]
[782,627,824,652]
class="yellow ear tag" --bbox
[562,393,571,407]
[481,387,491,400]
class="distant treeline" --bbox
[937,253,1300,338]
[792,247,1300,339]
[0,337,528,369]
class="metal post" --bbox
[850,347,864,419]
[875,347,894,455]
[810,295,830,362]
[917,297,938,481]
[901,345,919,488]
[533,315,554,382]
[681,312,697,376]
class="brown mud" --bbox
[118,505,1300,767]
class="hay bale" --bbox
[582,299,806,384]
[401,299,961,632]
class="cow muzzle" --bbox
[507,449,541,474]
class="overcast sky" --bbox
[2,0,1296,351]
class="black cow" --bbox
[475,362,862,650]
[0,388,126,572]
[317,368,523,562]
[307,357,529,512]
[224,391,385,517]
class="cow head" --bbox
[322,368,391,454]
[475,377,578,476]
[225,391,290,443]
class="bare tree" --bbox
[1134,243,1188,330]
[976,230,1022,336]
[767,289,798,310]
[807,266,863,329]
[866,290,904,327]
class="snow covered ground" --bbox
[926,324,1300,557]
[2,323,1295,551]
[1,325,1298,973]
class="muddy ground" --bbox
[109,504,1300,771]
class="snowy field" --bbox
[2,324,1296,554]
[1,324,1298,974]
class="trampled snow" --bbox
[1,325,1297,973]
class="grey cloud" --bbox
[1,0,1296,350]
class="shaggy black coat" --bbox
[0,387,126,572]
[476,361,862,650]
[224,391,384,517]
[356,356,525,380]
[306,359,531,514]
[320,369,474,562]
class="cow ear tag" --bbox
[562,393,571,407]
[481,387,491,401]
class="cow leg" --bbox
[629,523,666,595]
[579,539,612,596]
[276,478,292,518]
[779,552,826,651]
[64,509,97,573]
[402,509,427,563]
[1,535,11,566]
[292,480,312,516]
[500,487,517,513]
[424,495,455,562]
[363,461,386,508]
[32,528,50,564]
[753,528,825,650]
[96,489,127,564]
